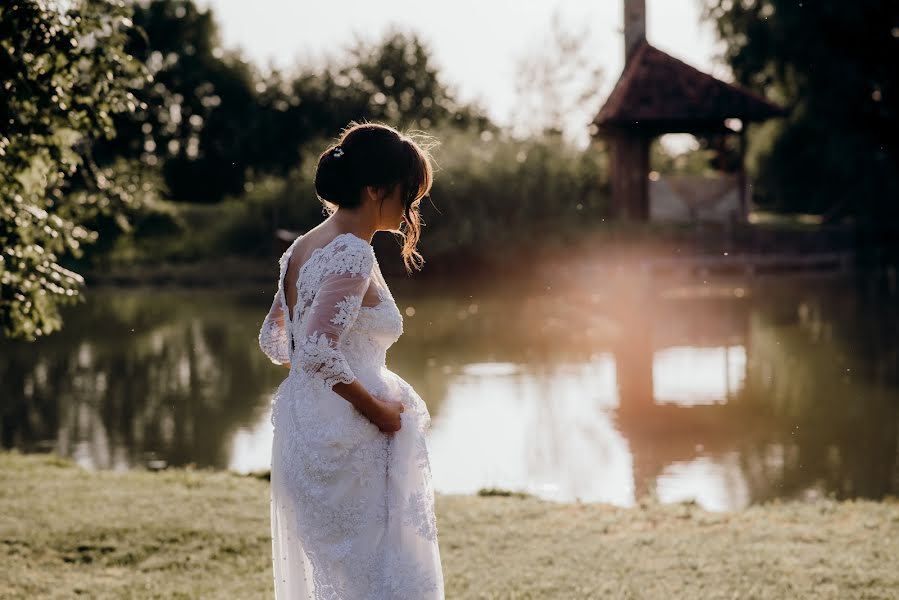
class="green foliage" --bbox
[102,6,493,204]
[703,0,898,220]
[477,487,531,499]
[0,0,147,339]
[103,0,268,203]
[335,28,492,131]
[1,0,496,338]
[419,126,609,252]
[105,126,610,266]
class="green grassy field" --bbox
[1,451,897,599]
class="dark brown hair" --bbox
[314,121,436,274]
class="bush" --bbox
[420,125,609,254]
[104,127,611,266]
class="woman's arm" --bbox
[259,240,299,366]
[295,242,403,431]
[275,360,401,430]
[333,379,403,431]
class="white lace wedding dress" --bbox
[258,232,444,599]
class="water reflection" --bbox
[653,346,745,405]
[1,274,896,511]
[427,356,634,505]
[0,287,286,470]
[655,453,750,511]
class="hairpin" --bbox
[332,146,345,158]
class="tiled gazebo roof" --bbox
[592,41,787,134]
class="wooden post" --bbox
[609,131,650,221]
[737,128,748,222]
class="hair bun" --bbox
[314,146,353,204]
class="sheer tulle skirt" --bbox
[270,368,443,600]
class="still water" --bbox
[2,272,897,511]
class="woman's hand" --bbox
[331,379,405,433]
[370,396,405,433]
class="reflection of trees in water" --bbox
[387,277,612,404]
[395,274,899,505]
[0,287,285,469]
[736,278,899,502]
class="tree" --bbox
[339,28,491,131]
[0,0,146,339]
[703,0,898,222]
[105,8,492,205]
[510,9,605,147]
[100,0,266,204]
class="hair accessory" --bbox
[332,146,345,158]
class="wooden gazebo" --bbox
[592,0,787,221]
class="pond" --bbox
[2,270,897,511]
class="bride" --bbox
[258,122,444,599]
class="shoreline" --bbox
[2,450,897,599]
[77,247,868,289]
[74,219,873,288]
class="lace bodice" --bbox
[259,232,404,390]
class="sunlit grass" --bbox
[2,450,897,599]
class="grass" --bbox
[1,450,897,599]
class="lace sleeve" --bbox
[297,239,374,388]
[259,289,289,365]
[257,242,296,365]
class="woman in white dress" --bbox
[258,122,444,599]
